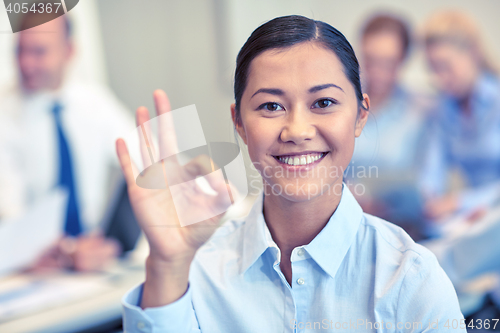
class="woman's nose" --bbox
[279,109,316,145]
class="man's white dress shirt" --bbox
[0,82,134,231]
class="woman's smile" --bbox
[273,151,329,170]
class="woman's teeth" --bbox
[276,153,325,166]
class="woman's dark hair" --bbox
[233,15,365,125]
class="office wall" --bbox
[96,0,234,144]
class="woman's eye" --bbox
[312,99,335,109]
[258,102,284,112]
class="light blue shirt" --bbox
[122,185,465,332]
[419,72,500,213]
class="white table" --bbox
[0,261,145,333]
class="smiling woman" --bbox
[117,15,466,333]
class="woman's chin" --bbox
[262,179,342,202]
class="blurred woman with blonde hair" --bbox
[419,10,500,223]
[419,10,500,328]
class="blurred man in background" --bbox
[0,12,134,271]
[350,13,429,240]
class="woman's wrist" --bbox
[141,254,194,309]
[148,247,197,266]
[145,252,194,276]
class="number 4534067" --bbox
[6,2,62,14]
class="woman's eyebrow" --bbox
[250,84,343,99]
[309,83,344,94]
[251,88,283,99]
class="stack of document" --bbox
[0,272,114,322]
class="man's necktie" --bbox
[52,101,82,236]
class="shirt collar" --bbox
[240,190,277,275]
[240,184,363,279]
[21,85,67,116]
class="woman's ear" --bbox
[231,103,248,145]
[354,94,370,138]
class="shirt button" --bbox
[137,321,146,330]
[297,278,305,285]
[297,248,305,256]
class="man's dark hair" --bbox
[361,14,411,59]
[17,4,72,38]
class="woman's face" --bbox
[425,42,480,99]
[232,42,368,202]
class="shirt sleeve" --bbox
[122,282,201,333]
[457,181,500,214]
[396,248,466,332]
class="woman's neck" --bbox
[262,180,343,285]
[262,180,342,259]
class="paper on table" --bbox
[0,189,67,277]
[0,273,112,322]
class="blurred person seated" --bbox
[419,10,500,329]
[421,203,500,328]
[419,10,500,225]
[0,11,134,272]
[350,13,429,239]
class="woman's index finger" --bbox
[115,138,138,188]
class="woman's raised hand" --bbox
[115,90,232,307]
